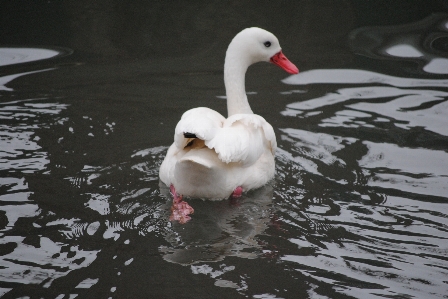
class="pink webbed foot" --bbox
[231,186,243,198]
[229,186,243,205]
[169,185,194,224]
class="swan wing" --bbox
[205,114,277,165]
[174,107,226,149]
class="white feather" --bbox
[174,107,225,149]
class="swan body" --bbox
[160,27,298,200]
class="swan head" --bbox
[226,27,299,74]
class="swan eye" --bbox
[264,41,271,48]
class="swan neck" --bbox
[224,54,253,116]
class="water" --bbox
[1,2,448,298]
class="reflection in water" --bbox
[276,62,448,297]
[285,86,448,141]
[0,47,69,91]
[282,68,448,87]
[276,16,448,297]
[350,13,448,74]
[360,142,448,198]
[0,99,97,295]
[0,69,55,91]
[160,183,274,265]
[0,100,67,173]
[0,48,60,66]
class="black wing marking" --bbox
[183,132,197,138]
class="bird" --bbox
[159,27,298,222]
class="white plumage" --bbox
[159,27,298,199]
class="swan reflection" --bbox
[159,182,274,265]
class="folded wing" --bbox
[174,107,226,149]
[205,114,277,166]
[174,108,276,167]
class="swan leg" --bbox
[169,185,194,224]
[231,186,243,198]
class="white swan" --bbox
[160,27,298,202]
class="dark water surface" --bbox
[1,1,448,298]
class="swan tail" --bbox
[178,155,214,169]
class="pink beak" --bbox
[270,51,299,74]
